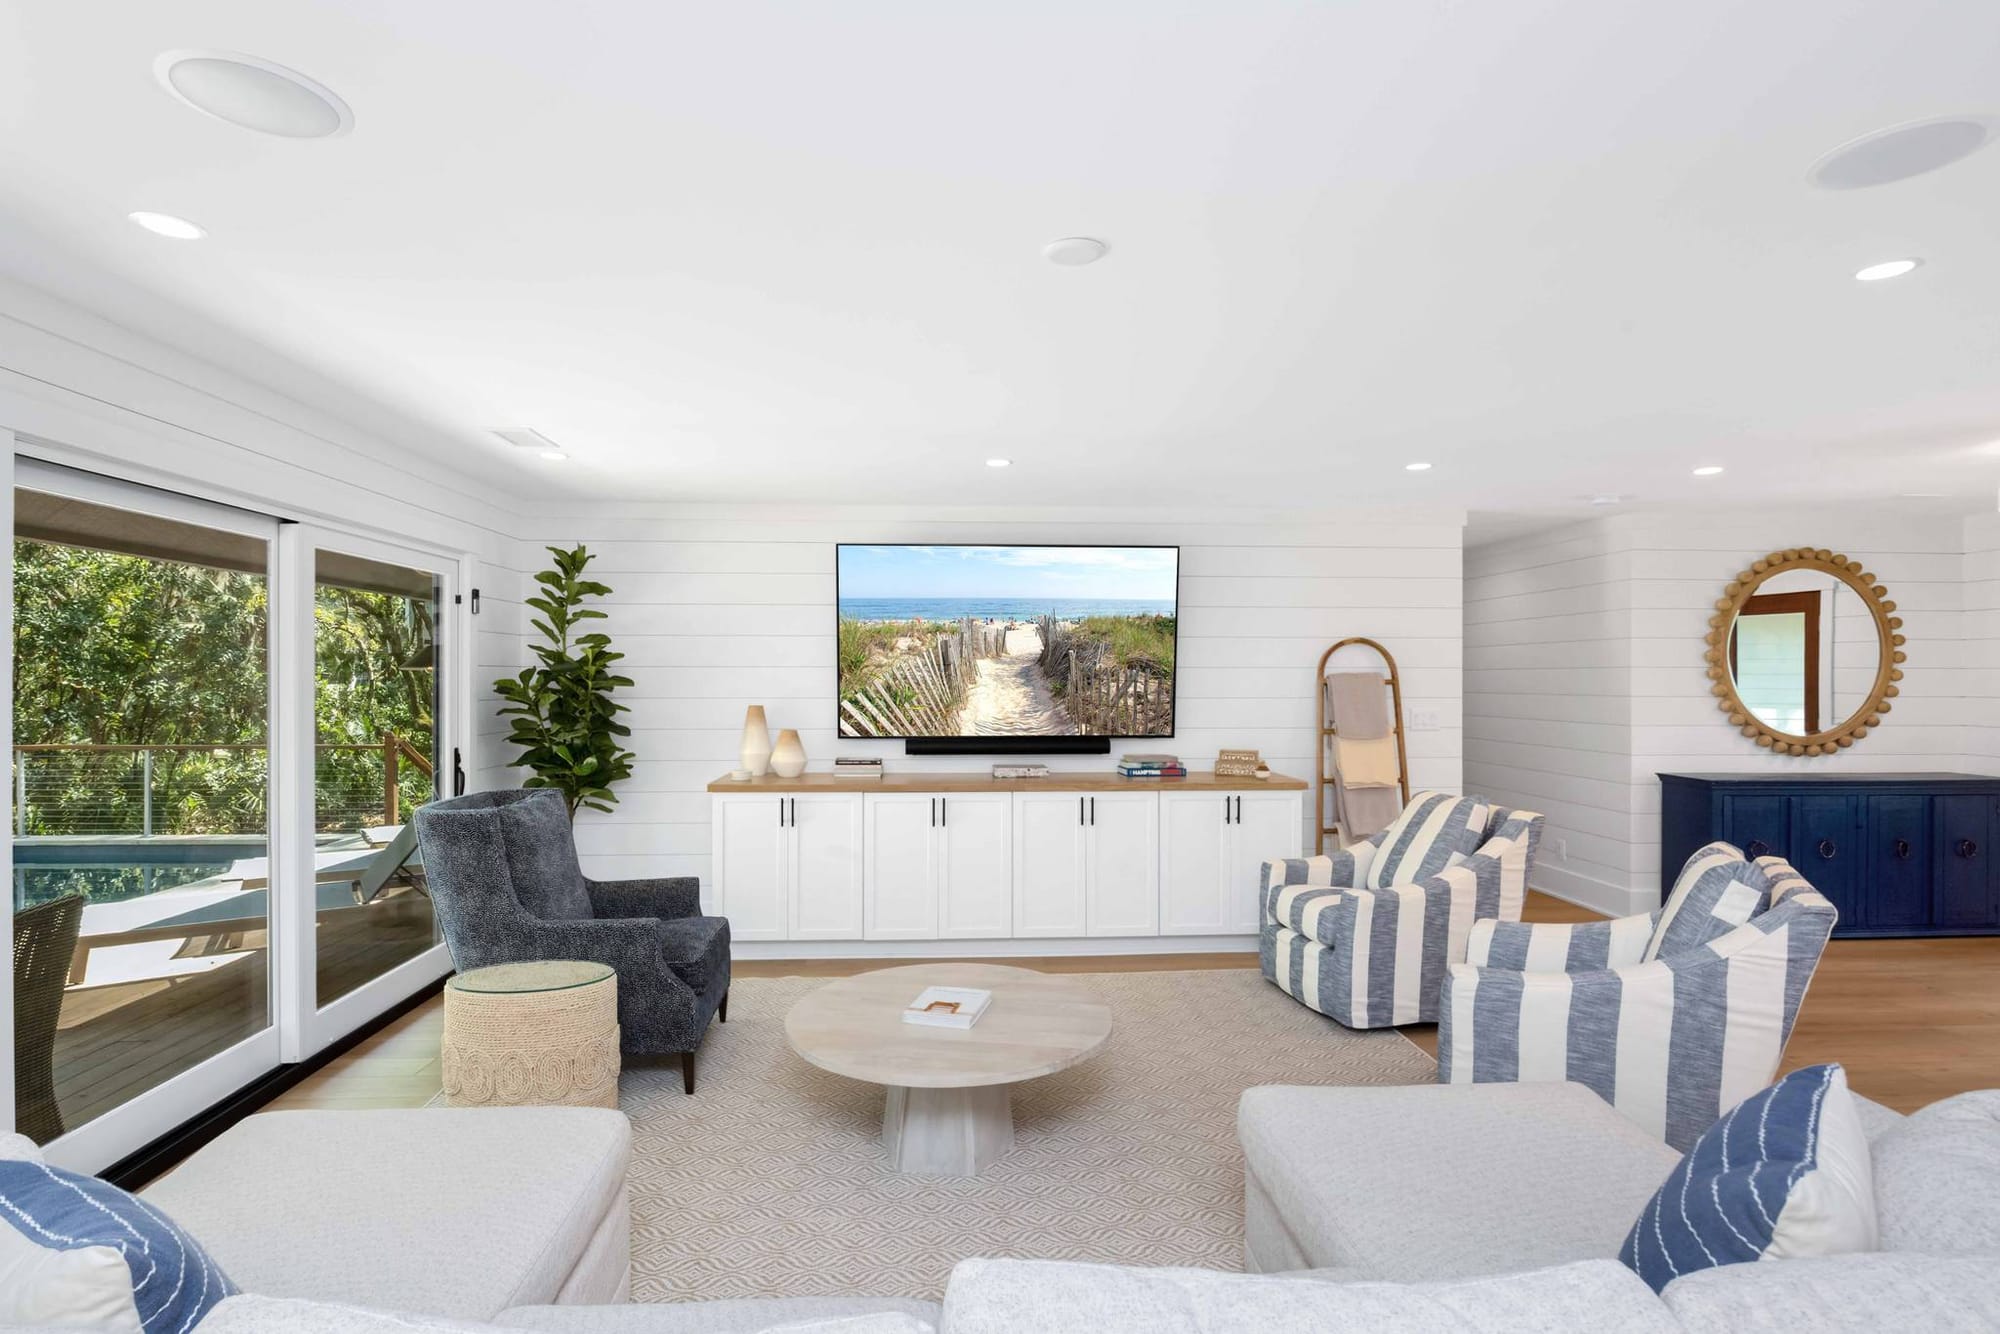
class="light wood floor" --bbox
[277,892,2000,1115]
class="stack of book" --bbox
[833,757,884,780]
[1118,753,1186,779]
[903,986,993,1029]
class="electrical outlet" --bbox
[1410,708,1441,731]
[1555,838,1568,861]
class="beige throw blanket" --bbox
[1324,670,1404,841]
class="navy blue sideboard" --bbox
[1659,772,2000,938]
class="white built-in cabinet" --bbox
[1158,791,1303,935]
[712,779,1300,948]
[711,791,864,941]
[863,792,1013,940]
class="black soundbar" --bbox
[904,736,1113,756]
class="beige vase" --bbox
[770,728,807,778]
[739,705,772,777]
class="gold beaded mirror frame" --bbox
[1706,547,1904,757]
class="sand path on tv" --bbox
[963,626,1076,736]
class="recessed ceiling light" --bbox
[1854,258,1921,282]
[1404,461,1432,472]
[1588,495,1623,506]
[1692,466,1724,476]
[986,458,1012,468]
[1042,237,1107,267]
[128,211,206,239]
[1898,492,1946,499]
[538,450,567,462]
[155,51,352,138]
[1810,118,1992,190]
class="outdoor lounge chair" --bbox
[13,892,84,1144]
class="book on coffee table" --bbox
[902,986,993,1029]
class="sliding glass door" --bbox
[10,463,281,1164]
[8,463,463,1169]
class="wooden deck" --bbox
[281,891,2000,1116]
[48,891,435,1134]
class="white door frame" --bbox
[280,523,465,1061]
[12,458,287,1171]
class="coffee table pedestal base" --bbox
[882,1084,1013,1176]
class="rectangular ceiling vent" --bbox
[493,427,561,451]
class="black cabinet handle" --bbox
[779,797,785,827]
[1746,840,1771,858]
[1079,797,1085,826]
[941,797,947,827]
[1817,838,1837,861]
[1235,796,1242,823]
[1959,839,1980,860]
[1893,838,1911,860]
[1090,797,1096,826]
[930,798,936,828]
[1223,796,1230,825]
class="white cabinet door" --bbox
[1013,793,1088,937]
[1229,791,1303,934]
[1159,791,1230,935]
[938,792,1012,939]
[713,793,790,941]
[1085,792,1160,937]
[789,794,865,940]
[865,794,939,940]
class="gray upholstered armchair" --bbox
[413,788,730,1093]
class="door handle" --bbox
[451,747,465,797]
[1959,839,1980,860]
[1746,839,1770,858]
[1893,838,1911,860]
[1817,838,1837,861]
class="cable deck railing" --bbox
[12,736,435,838]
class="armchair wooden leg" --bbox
[680,1049,696,1095]
[719,990,729,1024]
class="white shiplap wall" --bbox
[1463,519,1640,912]
[1467,509,1992,915]
[1968,513,2000,769]
[522,506,1466,883]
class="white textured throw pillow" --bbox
[1871,1089,2000,1256]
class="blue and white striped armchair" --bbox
[1437,846,1837,1151]
[1258,793,1545,1029]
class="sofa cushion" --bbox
[1621,1064,1877,1294]
[1644,843,1765,961]
[1661,1254,2000,1332]
[0,1158,236,1333]
[1871,1088,2000,1256]
[942,1257,1678,1333]
[1363,792,1490,891]
[198,1294,503,1332]
[498,792,594,921]
[1238,1082,1679,1282]
[494,1297,944,1333]
[141,1107,628,1321]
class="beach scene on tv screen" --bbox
[837,545,1178,738]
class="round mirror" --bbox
[1705,548,1905,757]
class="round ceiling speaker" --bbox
[1043,237,1108,266]
[154,51,353,138]
[1809,117,1990,190]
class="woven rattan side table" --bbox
[442,960,621,1109]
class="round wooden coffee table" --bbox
[785,963,1113,1176]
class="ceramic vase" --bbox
[739,705,772,777]
[770,728,807,778]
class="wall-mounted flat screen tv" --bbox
[836,544,1179,740]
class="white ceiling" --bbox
[1,0,1998,524]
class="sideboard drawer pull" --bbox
[1959,839,1980,860]
[1893,838,1911,860]
[1746,839,1771,858]
[1817,838,1837,861]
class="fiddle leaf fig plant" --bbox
[494,544,636,818]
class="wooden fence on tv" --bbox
[1035,616,1173,738]
[838,619,1007,738]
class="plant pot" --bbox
[770,728,807,778]
[740,705,772,777]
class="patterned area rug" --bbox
[617,968,1436,1301]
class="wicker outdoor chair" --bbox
[13,892,84,1144]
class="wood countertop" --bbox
[709,769,1306,793]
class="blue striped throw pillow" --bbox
[0,1158,237,1332]
[1621,1064,1879,1294]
